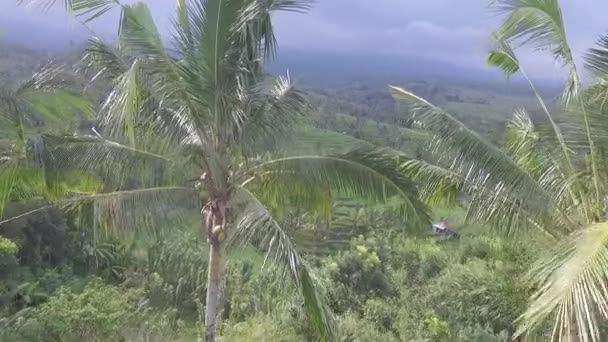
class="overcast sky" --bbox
[2,0,607,80]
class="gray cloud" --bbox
[2,0,608,80]
[274,0,608,80]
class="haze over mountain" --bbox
[0,11,528,86]
[2,0,606,84]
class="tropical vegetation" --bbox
[391,0,608,340]
[2,0,608,341]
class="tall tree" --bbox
[393,0,608,340]
[11,1,432,341]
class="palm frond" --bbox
[390,86,574,234]
[0,158,91,221]
[118,3,167,61]
[192,0,258,145]
[0,185,197,236]
[516,222,608,341]
[17,0,119,22]
[585,33,608,79]
[493,0,569,58]
[235,0,313,59]
[42,186,196,238]
[243,171,334,223]
[238,74,307,152]
[583,34,608,136]
[487,36,520,78]
[492,0,580,103]
[82,37,128,81]
[491,0,603,212]
[37,134,186,191]
[247,148,432,231]
[0,162,19,219]
[400,158,463,207]
[0,65,93,143]
[91,55,200,155]
[117,2,196,118]
[91,3,203,154]
[488,37,574,169]
[228,187,334,342]
[504,109,543,171]
[488,37,586,219]
[170,0,312,148]
[98,59,145,147]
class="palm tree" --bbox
[392,0,608,340]
[10,1,432,340]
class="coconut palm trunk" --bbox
[202,193,228,342]
[204,232,224,342]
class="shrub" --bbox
[324,234,395,314]
[0,237,18,256]
[220,314,300,342]
[5,280,144,341]
[363,298,397,332]
[0,237,18,282]
[336,313,399,342]
[417,259,524,337]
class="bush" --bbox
[427,259,524,334]
[455,326,509,342]
[363,298,397,332]
[395,258,526,340]
[220,314,300,342]
[336,313,399,342]
[324,235,394,313]
[0,237,18,256]
[0,237,18,282]
[1,207,67,268]
[4,280,144,341]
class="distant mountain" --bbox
[0,15,561,93]
[270,48,564,94]
[270,48,507,86]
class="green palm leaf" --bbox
[487,37,520,78]
[236,0,314,59]
[585,33,608,79]
[63,186,198,237]
[229,187,334,341]
[492,0,601,216]
[17,0,119,22]
[82,37,128,81]
[238,74,307,153]
[247,148,432,231]
[488,37,576,189]
[517,222,608,341]
[1,186,197,232]
[390,86,573,234]
[37,134,185,191]
[492,0,580,103]
[0,65,93,144]
[400,158,463,207]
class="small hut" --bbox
[431,221,459,239]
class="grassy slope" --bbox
[285,113,430,157]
